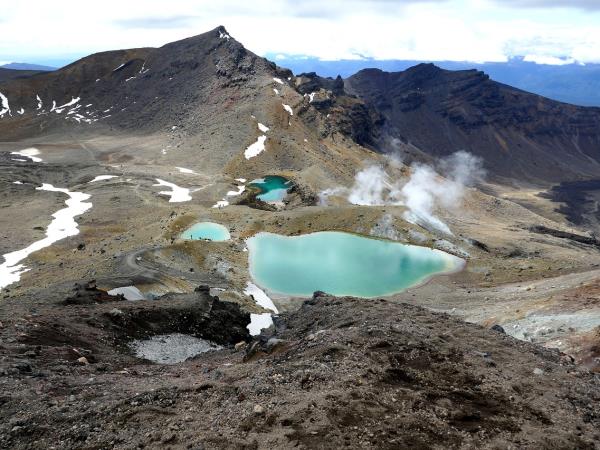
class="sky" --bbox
[0,0,599,67]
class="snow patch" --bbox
[273,77,284,85]
[17,108,24,115]
[244,282,278,336]
[108,286,145,301]
[113,63,126,72]
[89,175,117,183]
[11,148,42,162]
[257,122,269,133]
[226,185,246,196]
[282,104,293,115]
[244,135,267,159]
[153,179,192,203]
[176,167,195,174]
[36,95,42,110]
[0,92,11,118]
[0,184,92,290]
[244,282,278,312]
[273,88,279,95]
[212,200,229,208]
[248,314,273,336]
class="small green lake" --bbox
[247,231,463,298]
[249,176,292,202]
[181,222,230,241]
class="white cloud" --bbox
[0,0,598,64]
[523,55,575,65]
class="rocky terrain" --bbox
[2,26,600,448]
[2,293,600,449]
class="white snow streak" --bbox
[89,175,117,183]
[113,63,126,72]
[36,95,43,110]
[57,97,80,109]
[257,122,270,133]
[176,167,195,174]
[273,77,284,85]
[0,184,92,290]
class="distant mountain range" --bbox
[4,56,599,107]
[270,56,600,107]
[345,64,600,183]
[1,27,600,184]
[0,62,56,71]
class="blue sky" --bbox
[1,0,599,67]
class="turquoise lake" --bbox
[181,222,231,241]
[247,231,463,298]
[249,176,292,202]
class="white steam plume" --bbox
[320,151,484,236]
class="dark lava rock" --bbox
[491,324,506,334]
[63,280,122,305]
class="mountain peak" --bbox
[402,62,444,80]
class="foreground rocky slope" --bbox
[1,293,599,449]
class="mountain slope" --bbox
[345,64,600,183]
[0,68,43,83]
[0,27,294,136]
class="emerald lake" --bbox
[247,231,463,298]
[180,222,231,241]
[249,176,292,202]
